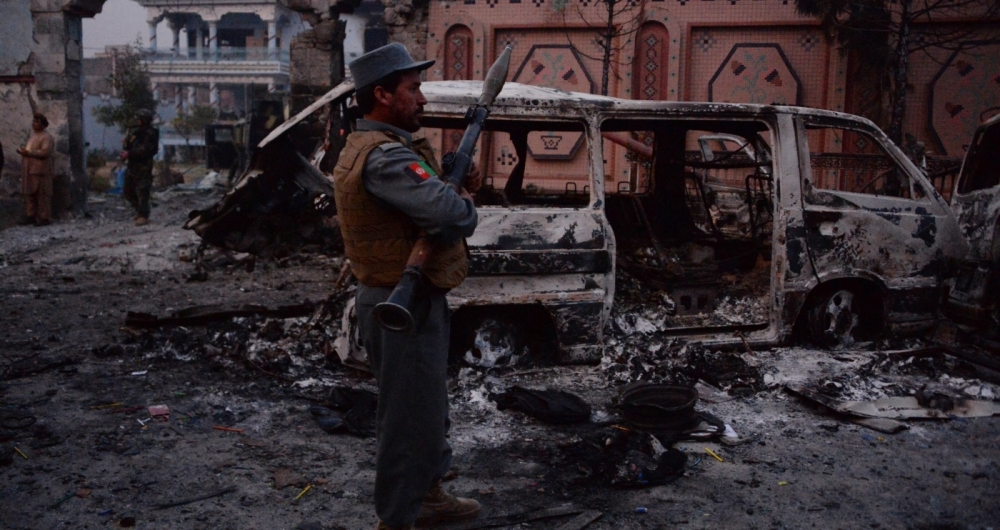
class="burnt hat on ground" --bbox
[348,43,435,91]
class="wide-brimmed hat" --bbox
[349,43,435,90]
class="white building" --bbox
[138,0,306,118]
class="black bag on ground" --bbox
[309,386,378,437]
[491,386,591,424]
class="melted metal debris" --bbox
[104,292,354,383]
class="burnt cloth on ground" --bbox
[491,386,592,424]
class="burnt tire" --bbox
[808,288,863,349]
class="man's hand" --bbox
[16,148,27,157]
[464,162,483,194]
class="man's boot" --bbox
[375,521,413,530]
[135,217,149,226]
[415,480,481,526]
[19,216,35,226]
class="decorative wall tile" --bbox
[695,32,716,52]
[708,43,801,105]
[929,41,1000,155]
[798,32,819,52]
[634,22,670,101]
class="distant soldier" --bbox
[122,109,160,226]
[17,113,55,226]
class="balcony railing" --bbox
[146,47,289,63]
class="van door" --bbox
[796,115,967,341]
[944,114,1000,327]
[601,117,777,339]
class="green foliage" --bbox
[88,170,112,193]
[85,149,107,169]
[171,105,218,145]
[92,43,156,134]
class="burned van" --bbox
[944,114,1000,331]
[427,81,970,360]
[236,80,967,363]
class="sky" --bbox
[82,0,160,58]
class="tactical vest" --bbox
[333,130,468,289]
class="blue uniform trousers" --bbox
[356,284,453,526]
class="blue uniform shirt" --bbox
[357,119,478,244]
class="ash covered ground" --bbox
[2,191,999,530]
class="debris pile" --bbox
[602,338,763,397]
[464,319,524,368]
[775,348,1000,404]
[614,251,770,329]
[544,427,689,489]
[103,293,355,382]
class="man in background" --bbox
[122,109,160,226]
[17,114,55,226]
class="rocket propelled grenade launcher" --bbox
[443,45,512,192]
[372,46,512,333]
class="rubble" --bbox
[3,157,1000,529]
[786,381,1000,436]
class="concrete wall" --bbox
[380,0,428,61]
[287,0,353,115]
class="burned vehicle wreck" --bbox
[191,80,968,363]
[945,114,1000,333]
[184,84,354,259]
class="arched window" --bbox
[443,25,474,154]
[444,25,473,81]
[633,22,669,101]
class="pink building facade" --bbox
[422,0,999,164]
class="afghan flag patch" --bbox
[404,161,436,183]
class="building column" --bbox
[195,26,204,60]
[175,85,183,112]
[148,21,158,53]
[151,82,159,101]
[210,81,219,109]
[187,85,196,108]
[267,20,277,59]
[171,25,181,57]
[279,22,288,53]
[208,21,218,60]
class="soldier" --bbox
[332,43,482,530]
[122,109,160,226]
[17,114,55,226]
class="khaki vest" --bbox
[333,129,468,289]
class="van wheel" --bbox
[808,288,860,349]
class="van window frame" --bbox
[419,113,596,209]
[798,115,933,206]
